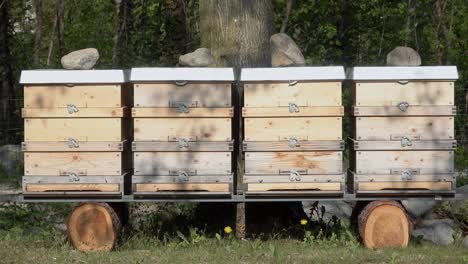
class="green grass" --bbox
[0,232,467,264]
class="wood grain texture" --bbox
[132,107,233,117]
[24,152,122,176]
[132,141,233,152]
[354,150,453,174]
[350,139,456,150]
[243,140,344,151]
[134,118,231,141]
[244,82,341,107]
[67,203,121,251]
[22,141,126,152]
[22,107,126,118]
[26,184,120,192]
[133,152,232,176]
[134,83,231,107]
[355,116,454,140]
[24,85,122,108]
[352,106,455,116]
[244,117,342,141]
[359,201,411,249]
[135,183,230,192]
[244,151,343,175]
[357,182,452,191]
[242,106,344,117]
[354,81,453,106]
[243,174,344,183]
[24,118,123,141]
[246,182,341,191]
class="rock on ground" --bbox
[61,48,99,70]
[270,33,305,67]
[463,235,468,248]
[412,219,454,245]
[0,145,22,177]
[179,48,214,67]
[386,46,421,66]
[302,201,354,222]
[401,200,437,218]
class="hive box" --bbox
[348,66,458,195]
[241,67,346,196]
[130,68,235,196]
[20,70,130,197]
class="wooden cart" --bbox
[20,70,131,198]
[240,67,346,196]
[130,68,235,197]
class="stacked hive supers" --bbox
[240,67,346,196]
[348,66,459,195]
[130,68,235,197]
[20,70,130,197]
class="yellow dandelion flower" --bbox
[224,226,233,234]
[300,219,308,225]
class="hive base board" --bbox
[348,170,455,195]
[22,174,126,197]
[244,182,343,192]
[134,183,232,194]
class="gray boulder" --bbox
[401,200,437,218]
[0,145,22,177]
[270,33,305,67]
[61,48,99,70]
[302,201,353,222]
[463,235,468,248]
[412,219,454,245]
[386,46,421,66]
[179,48,214,67]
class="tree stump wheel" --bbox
[67,202,121,251]
[358,200,412,249]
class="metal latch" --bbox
[177,102,189,113]
[68,172,80,182]
[176,171,189,182]
[391,168,420,181]
[397,101,410,112]
[288,102,299,113]
[288,137,301,148]
[400,136,412,147]
[68,138,79,148]
[288,80,298,86]
[177,138,189,149]
[67,104,79,114]
[289,170,302,182]
[400,170,413,181]
[175,80,188,86]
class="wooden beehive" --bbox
[20,70,130,198]
[241,67,346,196]
[348,66,458,195]
[130,68,235,196]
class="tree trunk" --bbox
[199,0,274,70]
[199,0,274,239]
[67,203,121,251]
[112,0,126,67]
[56,0,65,57]
[280,0,293,33]
[358,201,412,249]
[0,0,14,141]
[33,0,42,66]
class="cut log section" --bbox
[358,201,412,249]
[67,203,121,251]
